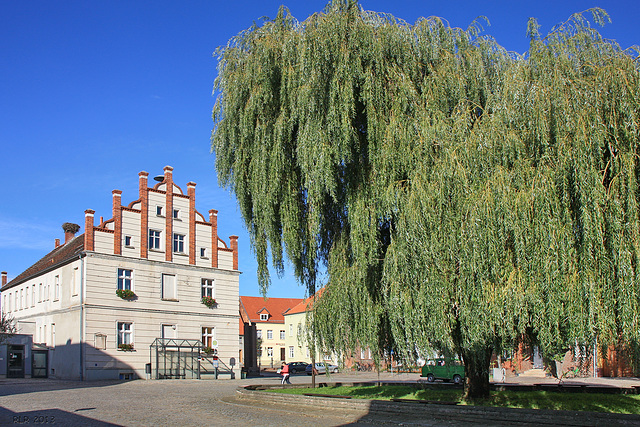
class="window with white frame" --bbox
[38,284,42,302]
[161,273,177,300]
[267,330,273,340]
[32,284,35,307]
[173,233,185,253]
[54,275,60,301]
[19,289,23,309]
[149,229,161,250]
[280,330,285,340]
[201,279,214,298]
[260,313,268,321]
[117,269,132,290]
[267,347,273,357]
[289,324,293,336]
[15,292,18,310]
[26,287,30,309]
[289,346,295,358]
[256,330,262,339]
[202,327,215,348]
[8,293,11,312]
[117,322,133,347]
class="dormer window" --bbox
[260,313,268,321]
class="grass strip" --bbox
[271,385,640,414]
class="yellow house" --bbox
[239,296,302,369]
[284,291,338,365]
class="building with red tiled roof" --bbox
[239,296,303,369]
[1,167,240,380]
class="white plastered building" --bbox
[1,166,240,380]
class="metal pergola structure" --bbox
[150,338,204,380]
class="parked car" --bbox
[287,361,309,374]
[306,362,339,375]
[421,358,465,384]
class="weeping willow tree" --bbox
[212,0,640,398]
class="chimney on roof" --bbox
[1,271,7,288]
[55,238,61,248]
[62,222,81,244]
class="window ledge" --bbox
[174,252,188,257]
[149,249,164,253]
[162,298,179,302]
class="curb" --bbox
[237,384,640,426]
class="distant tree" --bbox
[0,310,17,345]
[212,0,640,399]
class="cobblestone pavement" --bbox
[1,372,638,426]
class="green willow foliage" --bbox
[213,0,640,394]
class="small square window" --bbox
[156,206,164,216]
[200,247,207,258]
[124,236,133,247]
[173,209,180,219]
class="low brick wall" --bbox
[237,383,640,426]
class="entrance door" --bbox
[280,347,286,361]
[7,345,25,378]
[32,350,48,378]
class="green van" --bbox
[421,358,465,384]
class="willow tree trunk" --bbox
[461,347,493,400]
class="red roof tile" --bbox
[239,296,304,324]
[287,287,325,315]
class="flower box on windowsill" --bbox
[201,296,217,308]
[118,343,135,351]
[116,289,137,300]
[202,346,215,355]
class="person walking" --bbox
[281,362,291,384]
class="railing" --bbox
[200,354,235,379]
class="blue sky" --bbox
[1,0,638,299]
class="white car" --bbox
[306,362,339,375]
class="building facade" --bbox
[283,292,339,366]
[239,296,302,369]
[0,166,240,380]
